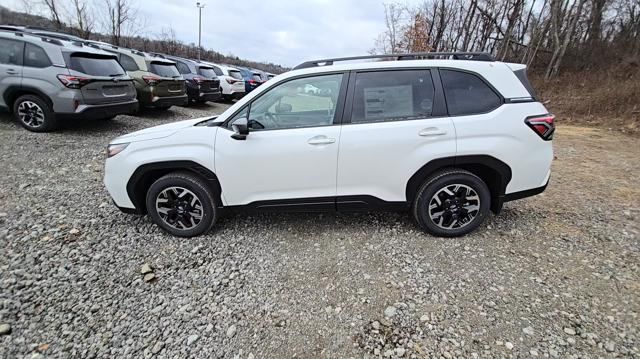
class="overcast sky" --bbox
[3,0,423,67]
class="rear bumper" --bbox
[149,94,188,107]
[58,100,139,120]
[192,90,222,102]
[492,177,549,214]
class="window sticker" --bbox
[364,85,413,121]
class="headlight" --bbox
[107,143,129,158]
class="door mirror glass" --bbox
[231,117,249,140]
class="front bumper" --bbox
[58,100,139,120]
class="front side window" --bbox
[440,69,502,116]
[69,54,125,76]
[24,44,51,68]
[0,38,23,66]
[119,54,138,71]
[351,70,435,123]
[149,62,180,78]
[244,73,343,131]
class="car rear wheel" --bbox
[13,95,58,132]
[146,172,219,237]
[412,169,491,237]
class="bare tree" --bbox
[40,0,64,29]
[71,0,93,38]
[103,0,140,46]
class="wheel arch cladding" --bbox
[405,155,512,214]
[126,161,222,214]
[5,86,54,111]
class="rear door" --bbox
[336,69,457,206]
[67,53,136,104]
[148,61,185,96]
[0,38,24,109]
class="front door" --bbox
[215,72,347,207]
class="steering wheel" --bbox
[263,112,281,129]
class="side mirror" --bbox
[275,103,292,113]
[231,117,249,140]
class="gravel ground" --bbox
[0,105,638,358]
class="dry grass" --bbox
[531,61,640,135]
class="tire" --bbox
[13,94,58,132]
[99,115,117,121]
[146,172,219,237]
[156,105,172,110]
[412,169,491,237]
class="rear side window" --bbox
[149,62,180,78]
[198,67,217,78]
[24,44,51,68]
[351,70,435,123]
[229,70,243,80]
[211,65,223,76]
[441,70,502,116]
[176,61,191,74]
[0,38,23,66]
[119,54,138,71]
[69,54,125,76]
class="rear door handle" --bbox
[307,135,336,145]
[419,127,447,137]
[6,69,18,75]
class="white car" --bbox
[104,52,554,238]
[204,62,245,101]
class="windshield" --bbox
[198,67,217,78]
[68,54,125,76]
[149,62,180,78]
[229,70,243,80]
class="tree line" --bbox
[372,0,640,78]
[0,1,287,74]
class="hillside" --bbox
[0,5,288,74]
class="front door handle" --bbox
[419,127,447,137]
[307,135,336,145]
[6,69,18,75]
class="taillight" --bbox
[57,74,90,89]
[142,75,161,86]
[192,76,206,84]
[248,80,256,85]
[226,78,239,84]
[525,114,555,140]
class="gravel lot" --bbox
[0,105,638,358]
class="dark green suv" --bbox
[101,46,187,110]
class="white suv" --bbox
[205,63,245,101]
[104,53,554,238]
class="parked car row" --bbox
[0,26,276,132]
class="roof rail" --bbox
[293,52,495,70]
[40,37,63,46]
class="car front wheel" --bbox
[412,169,491,237]
[146,172,218,237]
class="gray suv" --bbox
[0,31,138,132]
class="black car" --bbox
[162,55,222,104]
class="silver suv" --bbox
[0,31,138,132]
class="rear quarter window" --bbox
[440,69,502,116]
[69,54,125,76]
